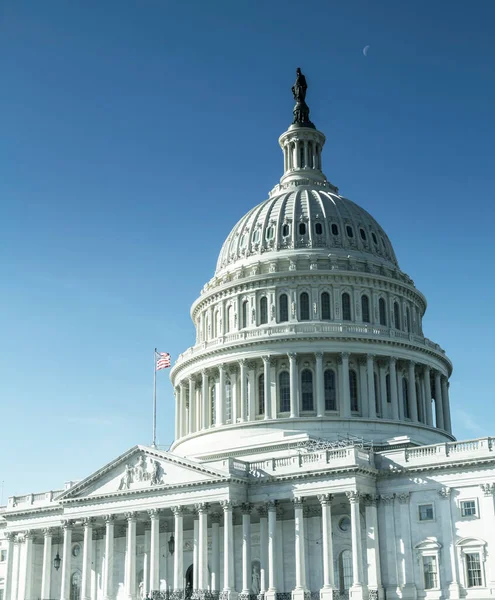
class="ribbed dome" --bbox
[215,187,399,274]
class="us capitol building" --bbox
[1,70,495,600]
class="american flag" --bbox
[155,351,171,371]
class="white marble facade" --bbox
[2,74,495,600]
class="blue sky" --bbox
[1,0,494,501]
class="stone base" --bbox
[320,587,338,600]
[448,583,461,600]
[384,586,400,600]
[349,584,367,600]
[265,591,277,600]
[291,589,310,600]
[220,592,238,600]
[400,584,417,600]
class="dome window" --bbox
[300,292,310,321]
[282,223,290,237]
[279,371,291,413]
[359,228,367,241]
[346,225,354,238]
[324,369,336,411]
[301,369,314,411]
[349,370,359,412]
[299,223,307,235]
[321,292,331,320]
[394,302,401,330]
[242,300,248,329]
[372,232,378,245]
[240,234,247,249]
[315,222,323,235]
[342,292,351,321]
[258,374,265,415]
[266,226,274,241]
[259,297,268,325]
[279,293,289,323]
[379,298,387,326]
[331,223,339,236]
[361,295,370,323]
[253,230,260,243]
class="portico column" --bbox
[210,513,221,592]
[10,535,21,600]
[142,522,151,599]
[438,487,460,599]
[367,354,377,419]
[222,501,236,598]
[318,494,336,598]
[292,498,308,600]
[189,377,196,434]
[19,530,34,600]
[346,491,366,600]
[340,352,351,418]
[193,509,199,590]
[41,528,54,600]
[103,515,115,600]
[263,356,272,419]
[125,512,137,600]
[60,520,73,600]
[396,493,416,600]
[265,501,278,600]
[289,353,298,418]
[218,364,226,426]
[241,503,253,596]
[442,376,452,433]
[258,505,268,594]
[3,533,15,600]
[82,517,95,600]
[197,503,209,590]
[149,509,160,592]
[379,496,399,599]
[201,370,208,430]
[364,496,384,600]
[315,352,325,417]
[434,371,444,429]
[408,362,418,421]
[173,506,184,590]
[389,358,399,420]
[480,484,495,588]
[423,366,433,426]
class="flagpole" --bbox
[152,347,157,448]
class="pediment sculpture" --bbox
[118,454,164,490]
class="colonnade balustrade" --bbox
[175,353,452,439]
[4,494,382,600]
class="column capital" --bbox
[267,500,278,512]
[172,505,184,516]
[42,527,55,537]
[397,492,411,504]
[366,353,376,361]
[292,497,304,509]
[241,502,253,515]
[238,358,247,367]
[148,508,161,519]
[103,513,116,524]
[345,490,363,504]
[23,530,34,541]
[218,362,226,373]
[195,502,210,513]
[83,516,96,527]
[481,483,495,497]
[389,356,397,365]
[317,493,334,505]
[288,352,297,361]
[5,531,15,542]
[124,511,137,522]
[62,519,74,530]
[363,494,380,507]
[210,511,222,524]
[257,504,268,518]
[437,486,451,499]
[221,500,233,511]
[315,351,324,360]
[379,493,395,505]
[341,351,350,360]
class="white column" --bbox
[222,501,235,596]
[378,360,387,418]
[346,491,366,600]
[318,494,336,597]
[289,352,298,418]
[480,484,495,588]
[365,496,383,600]
[265,501,277,600]
[193,511,199,590]
[303,140,309,167]
[442,376,452,433]
[262,355,272,419]
[423,366,433,426]
[142,524,151,599]
[149,509,160,592]
[173,506,184,590]
[189,377,196,434]
[60,521,73,600]
[315,352,325,417]
[210,513,221,592]
[41,528,53,600]
[197,503,209,590]
[389,358,399,420]
[125,512,137,600]
[438,488,460,599]
[396,493,416,599]
[19,530,34,600]
[3,533,15,600]
[239,360,247,422]
[175,388,181,439]
[218,364,226,426]
[434,371,444,429]
[241,503,253,594]
[292,498,308,598]
[103,515,115,600]
[10,536,21,600]
[248,364,256,422]
[340,352,351,417]
[201,370,208,430]
[258,505,268,594]
[231,367,239,424]
[82,517,95,600]
[180,383,187,436]
[367,354,376,419]
[379,496,399,599]
[408,362,418,422]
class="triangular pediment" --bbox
[60,445,231,501]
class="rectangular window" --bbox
[423,555,438,589]
[460,500,477,518]
[418,503,434,522]
[0,549,5,561]
[466,553,483,587]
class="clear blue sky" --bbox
[1,0,494,501]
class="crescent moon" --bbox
[363,45,370,57]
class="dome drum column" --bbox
[441,376,452,434]
[408,362,419,422]
[263,356,272,420]
[367,354,377,419]
[434,372,444,430]
[289,353,298,418]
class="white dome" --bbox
[215,188,398,275]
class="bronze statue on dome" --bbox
[291,68,314,127]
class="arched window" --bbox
[386,374,391,403]
[225,379,232,423]
[279,293,289,322]
[260,296,268,325]
[402,377,410,419]
[324,369,336,411]
[349,369,359,412]
[315,222,323,235]
[279,371,290,413]
[301,369,314,411]
[374,372,380,416]
[321,292,331,320]
[258,373,265,415]
[394,302,401,330]
[379,298,387,326]
[226,305,232,333]
[299,222,307,235]
[338,550,353,593]
[406,306,411,333]
[300,292,310,321]
[282,223,290,237]
[342,292,351,321]
[361,295,370,323]
[210,386,216,426]
[213,310,219,338]
[242,300,248,329]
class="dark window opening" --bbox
[361,295,370,323]
[321,292,331,320]
[331,223,339,236]
[324,369,336,411]
[342,293,351,321]
[301,369,314,411]
[360,228,367,241]
[279,293,289,322]
[299,222,307,235]
[300,292,310,320]
[315,222,323,235]
[346,225,354,238]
